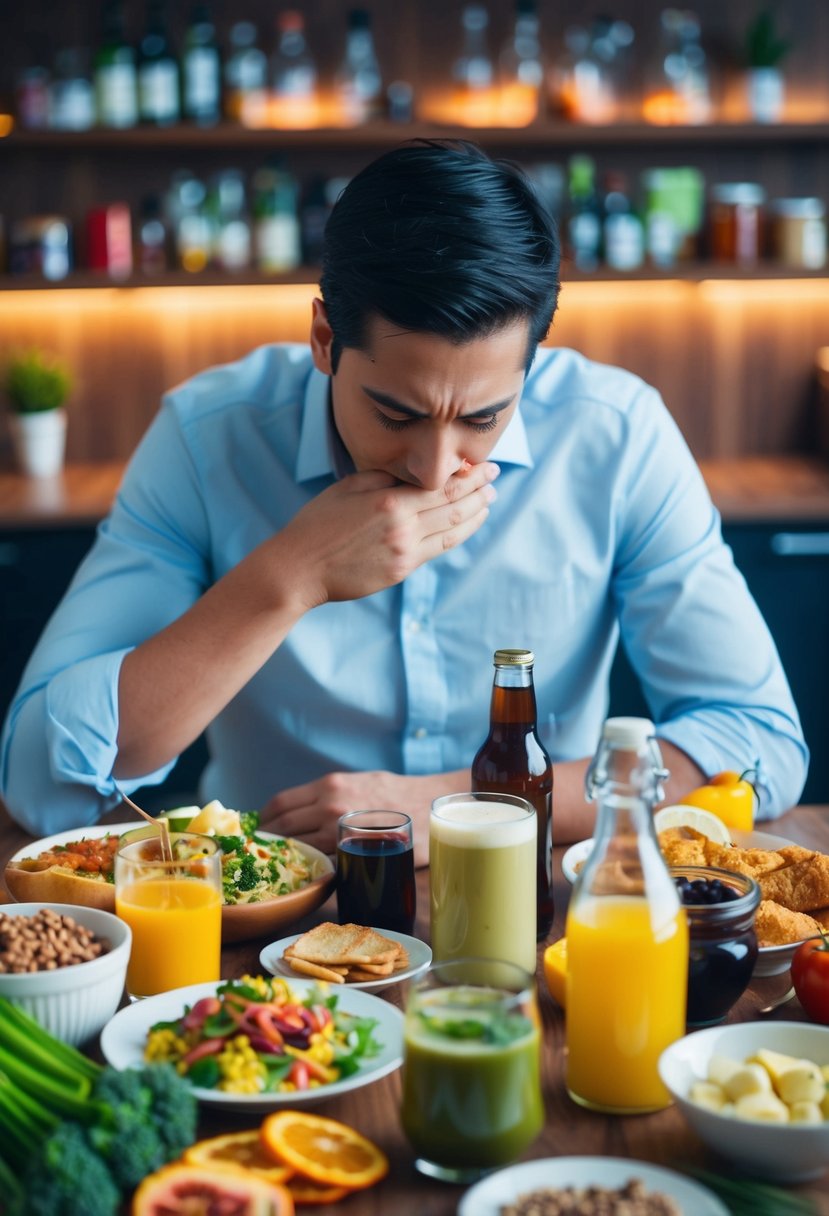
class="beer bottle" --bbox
[471,648,554,939]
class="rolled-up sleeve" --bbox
[612,389,808,819]
[0,400,211,834]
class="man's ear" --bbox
[309,298,334,375]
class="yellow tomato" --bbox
[680,769,756,833]
[543,937,567,1008]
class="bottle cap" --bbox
[493,648,534,666]
[601,716,655,749]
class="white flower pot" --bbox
[747,67,785,124]
[9,409,68,478]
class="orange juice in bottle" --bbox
[565,717,688,1113]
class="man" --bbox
[0,141,807,862]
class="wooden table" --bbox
[2,803,829,1214]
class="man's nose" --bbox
[405,436,466,491]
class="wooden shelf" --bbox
[1,263,827,292]
[3,119,829,152]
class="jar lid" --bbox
[769,197,826,219]
[493,648,534,666]
[710,183,766,205]
[601,716,655,748]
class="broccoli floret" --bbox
[138,1063,198,1161]
[20,1122,119,1216]
[88,1068,165,1189]
[215,833,246,855]
[240,810,260,836]
[222,849,260,894]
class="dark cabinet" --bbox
[609,521,829,803]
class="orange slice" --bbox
[260,1111,389,1191]
[131,1162,294,1215]
[285,1175,349,1206]
[183,1130,294,1185]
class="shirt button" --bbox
[414,727,428,739]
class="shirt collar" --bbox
[295,364,534,483]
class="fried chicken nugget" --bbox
[754,899,823,947]
[759,854,829,913]
[703,840,785,878]
[657,828,708,867]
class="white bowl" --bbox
[0,902,130,1046]
[659,1021,829,1182]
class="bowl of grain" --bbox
[0,902,131,1045]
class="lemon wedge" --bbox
[543,938,567,1007]
[653,804,732,845]
[187,799,243,836]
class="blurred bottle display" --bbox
[168,170,211,272]
[207,169,252,271]
[94,0,138,128]
[16,66,51,129]
[551,17,632,124]
[566,154,602,271]
[602,172,644,271]
[708,182,765,265]
[252,162,301,271]
[136,194,169,275]
[182,1,222,126]
[336,8,383,126]
[87,202,133,279]
[642,166,705,265]
[452,4,494,125]
[643,8,711,125]
[50,49,95,131]
[9,216,72,280]
[225,21,268,127]
[498,0,543,125]
[137,0,180,126]
[269,10,318,129]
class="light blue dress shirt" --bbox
[1,343,807,835]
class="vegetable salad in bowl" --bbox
[144,975,383,1095]
[163,801,321,907]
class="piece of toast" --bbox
[290,922,400,965]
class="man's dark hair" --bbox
[320,140,560,373]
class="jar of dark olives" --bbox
[670,865,760,1027]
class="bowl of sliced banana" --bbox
[659,1020,829,1183]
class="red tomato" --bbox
[791,935,829,1024]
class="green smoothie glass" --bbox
[400,958,543,1183]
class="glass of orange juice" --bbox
[115,828,222,1000]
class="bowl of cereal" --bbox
[0,903,131,1045]
[659,1020,829,1182]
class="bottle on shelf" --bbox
[137,0,180,127]
[94,0,138,129]
[86,202,133,280]
[207,169,252,272]
[269,10,318,129]
[16,65,51,129]
[498,0,543,126]
[471,648,554,940]
[602,172,644,271]
[224,21,268,128]
[335,8,383,126]
[50,49,95,132]
[136,194,169,276]
[167,170,211,273]
[566,154,602,272]
[181,1,222,127]
[252,161,302,272]
[565,717,688,1113]
[452,4,495,126]
[550,22,619,125]
[643,8,712,125]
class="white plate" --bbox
[458,1156,729,1216]
[560,829,812,978]
[100,978,403,1112]
[260,928,431,992]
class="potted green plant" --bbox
[4,348,73,478]
[745,9,791,123]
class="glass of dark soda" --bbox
[336,810,416,934]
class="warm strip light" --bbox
[0,113,14,138]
